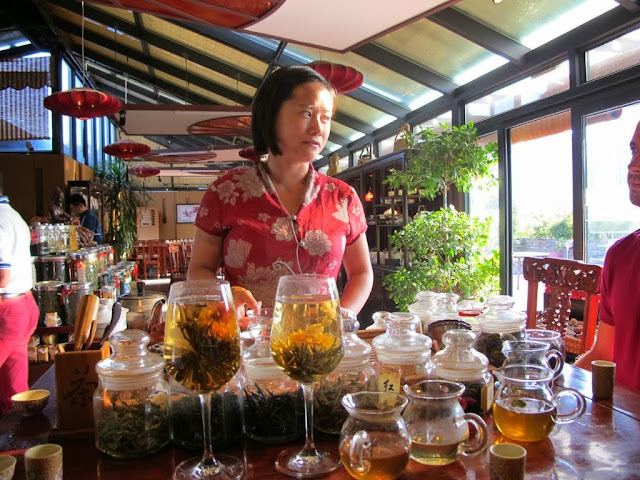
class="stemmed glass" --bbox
[164,280,244,480]
[270,274,345,477]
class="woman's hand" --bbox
[231,286,260,330]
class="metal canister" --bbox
[34,255,69,283]
[33,281,65,327]
[63,281,93,326]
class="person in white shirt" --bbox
[0,188,40,414]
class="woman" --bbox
[189,66,373,321]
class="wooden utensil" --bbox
[83,318,98,350]
[98,302,122,349]
[74,294,100,351]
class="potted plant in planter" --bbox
[93,158,149,261]
[382,122,500,310]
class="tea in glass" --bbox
[409,433,468,466]
[493,396,556,442]
[339,432,409,480]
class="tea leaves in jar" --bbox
[314,376,367,435]
[170,390,242,450]
[95,391,170,458]
[243,383,304,444]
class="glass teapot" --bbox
[501,339,565,379]
[403,380,488,466]
[339,392,411,480]
[493,365,586,442]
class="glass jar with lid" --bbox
[475,295,526,368]
[432,329,494,414]
[408,291,438,331]
[373,312,433,391]
[242,308,304,444]
[93,329,170,459]
[33,281,65,327]
[63,281,93,326]
[314,309,374,434]
[170,375,243,451]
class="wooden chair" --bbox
[168,244,187,284]
[136,241,162,280]
[522,257,602,355]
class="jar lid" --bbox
[35,255,67,262]
[477,295,526,333]
[64,281,93,291]
[96,329,164,380]
[432,329,488,381]
[34,281,64,290]
[373,312,432,357]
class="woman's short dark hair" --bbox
[252,65,336,156]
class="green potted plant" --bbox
[93,158,149,261]
[382,122,500,310]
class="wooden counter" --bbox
[2,364,640,480]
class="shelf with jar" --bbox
[334,150,436,325]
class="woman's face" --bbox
[274,81,334,162]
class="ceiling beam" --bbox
[354,43,457,94]
[429,8,530,65]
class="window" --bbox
[587,27,640,81]
[584,102,640,265]
[466,62,570,124]
[510,112,573,309]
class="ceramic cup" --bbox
[489,443,526,480]
[591,360,616,400]
[0,455,16,480]
[24,444,62,480]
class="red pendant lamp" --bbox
[128,164,160,178]
[43,88,123,120]
[103,139,151,159]
[307,61,364,94]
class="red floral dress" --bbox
[195,163,367,306]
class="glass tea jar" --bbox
[373,312,433,390]
[62,281,93,326]
[367,310,389,330]
[33,281,65,327]
[475,295,526,369]
[242,310,304,444]
[526,329,566,361]
[431,329,494,415]
[93,329,170,459]
[314,309,373,435]
[170,375,243,451]
[408,291,438,331]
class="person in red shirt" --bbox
[575,120,640,391]
[189,66,373,322]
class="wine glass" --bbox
[270,274,344,477]
[164,279,244,480]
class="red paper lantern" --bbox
[307,61,364,94]
[128,164,160,178]
[104,140,151,159]
[43,88,123,120]
[238,145,265,163]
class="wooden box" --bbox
[53,342,109,430]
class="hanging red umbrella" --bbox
[239,145,264,163]
[104,140,151,159]
[43,88,123,120]
[188,116,252,137]
[128,164,160,178]
[307,61,364,94]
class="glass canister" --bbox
[34,223,50,256]
[373,312,433,391]
[68,252,88,284]
[93,329,170,459]
[83,249,99,288]
[170,375,243,451]
[314,309,373,435]
[367,310,389,330]
[475,295,526,369]
[34,255,69,283]
[33,281,65,327]
[526,328,566,362]
[431,329,494,415]
[63,281,93,326]
[242,309,304,444]
[408,291,438,331]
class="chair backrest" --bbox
[522,256,602,355]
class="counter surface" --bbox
[2,363,639,479]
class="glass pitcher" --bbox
[339,392,411,480]
[403,380,488,466]
[526,329,566,362]
[493,365,586,442]
[501,339,565,379]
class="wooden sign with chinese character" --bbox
[54,342,109,430]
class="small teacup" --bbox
[0,455,16,480]
[24,444,62,480]
[490,443,526,480]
